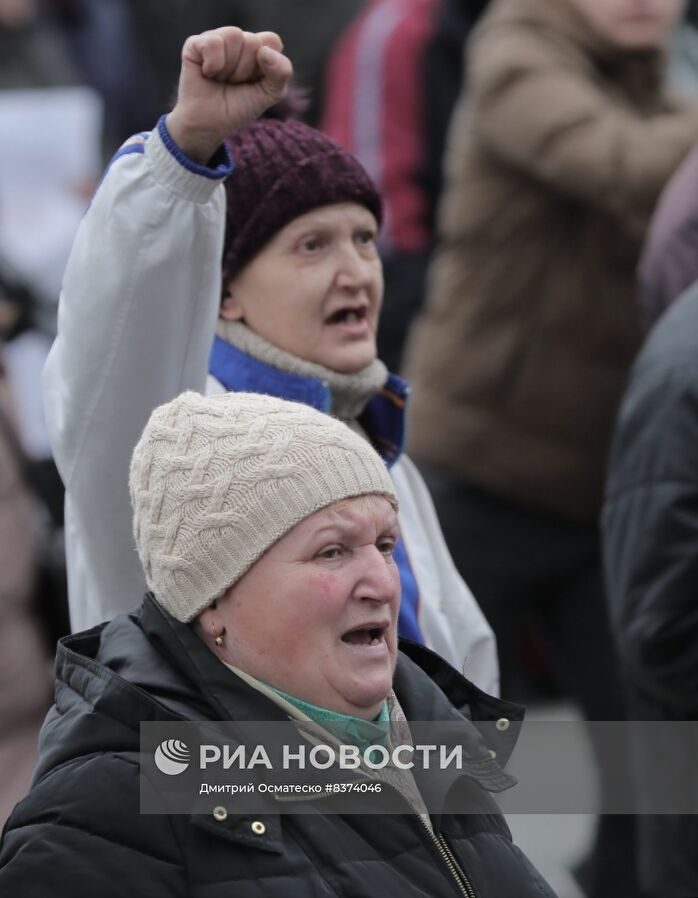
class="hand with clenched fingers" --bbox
[166,27,293,165]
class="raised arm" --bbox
[167,28,291,162]
[43,29,292,630]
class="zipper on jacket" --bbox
[416,816,478,898]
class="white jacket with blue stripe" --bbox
[43,121,499,694]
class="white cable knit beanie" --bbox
[129,391,398,622]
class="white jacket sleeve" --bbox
[43,124,229,631]
[391,455,500,696]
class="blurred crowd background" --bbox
[3,1,698,895]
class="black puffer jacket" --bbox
[603,283,698,897]
[0,595,555,897]
[604,283,698,711]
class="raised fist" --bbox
[166,28,293,165]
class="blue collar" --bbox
[209,337,409,467]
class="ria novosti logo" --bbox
[154,739,190,775]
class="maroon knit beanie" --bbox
[221,119,383,288]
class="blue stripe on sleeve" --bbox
[110,143,145,162]
[157,115,233,180]
[102,132,149,177]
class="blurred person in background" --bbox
[44,27,499,692]
[0,0,100,336]
[603,279,698,898]
[637,141,698,324]
[243,0,367,125]
[0,256,70,651]
[668,0,698,95]
[421,0,492,244]
[0,0,76,88]
[322,0,492,372]
[403,0,698,894]
[0,0,98,657]
[0,338,53,829]
[603,146,698,898]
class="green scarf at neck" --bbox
[266,684,390,753]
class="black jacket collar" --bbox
[51,595,523,803]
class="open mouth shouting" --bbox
[324,304,371,336]
[341,621,390,652]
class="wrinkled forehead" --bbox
[322,494,398,524]
[289,495,398,542]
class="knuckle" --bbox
[214,25,242,40]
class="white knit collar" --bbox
[216,319,388,421]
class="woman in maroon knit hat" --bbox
[42,27,499,692]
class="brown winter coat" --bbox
[404,0,698,522]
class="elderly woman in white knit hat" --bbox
[43,26,498,693]
[0,391,554,897]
